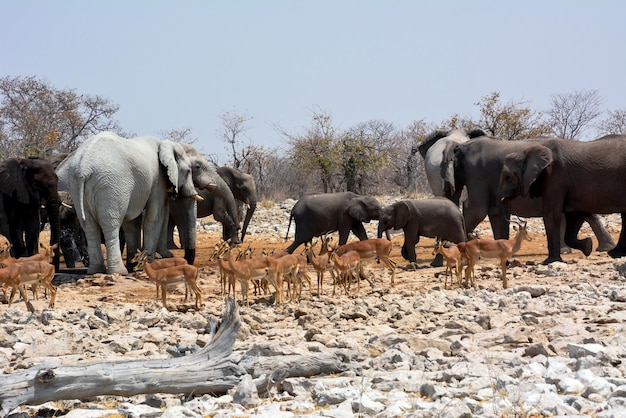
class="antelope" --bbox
[131,251,188,301]
[1,243,59,300]
[268,249,313,302]
[226,248,283,306]
[134,252,202,310]
[305,241,336,296]
[328,248,362,296]
[322,237,396,287]
[273,253,302,303]
[461,218,530,289]
[432,240,463,288]
[215,242,255,298]
[0,261,56,312]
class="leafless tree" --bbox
[159,127,197,145]
[547,90,603,140]
[0,75,121,157]
[387,120,432,195]
[219,110,255,169]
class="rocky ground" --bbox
[2,199,626,417]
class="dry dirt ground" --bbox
[21,220,621,313]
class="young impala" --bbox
[322,237,396,287]
[134,251,202,310]
[305,240,336,296]
[0,260,57,312]
[432,240,463,288]
[131,251,188,301]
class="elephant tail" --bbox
[284,211,294,241]
[75,176,87,223]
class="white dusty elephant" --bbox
[418,128,485,197]
[64,132,202,275]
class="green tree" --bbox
[284,110,341,194]
[474,92,552,140]
[596,109,626,136]
[0,75,120,157]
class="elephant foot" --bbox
[580,238,593,256]
[400,262,419,271]
[542,255,564,265]
[157,248,175,258]
[430,253,444,268]
[108,265,130,276]
[597,242,617,252]
[184,248,196,265]
[608,246,626,259]
[559,246,572,254]
[87,264,107,275]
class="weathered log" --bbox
[0,298,243,416]
[239,350,359,396]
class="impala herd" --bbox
[0,218,532,311]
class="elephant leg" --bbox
[213,199,238,244]
[430,253,444,268]
[559,221,572,254]
[166,217,179,249]
[608,213,626,259]
[25,213,40,256]
[59,228,77,269]
[123,216,143,273]
[563,212,592,257]
[542,212,565,264]
[401,240,417,263]
[586,214,616,252]
[463,201,489,236]
[83,217,106,274]
[350,222,368,242]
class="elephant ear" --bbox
[158,140,182,193]
[394,201,412,230]
[521,145,552,197]
[440,143,458,196]
[346,198,369,222]
[0,158,30,204]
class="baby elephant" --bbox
[378,197,466,266]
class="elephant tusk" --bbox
[192,194,204,202]
[61,202,72,209]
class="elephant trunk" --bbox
[240,201,256,242]
[206,181,241,244]
[175,198,197,265]
[43,193,61,271]
[377,223,387,239]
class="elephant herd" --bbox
[1,129,625,290]
[284,129,626,272]
[0,131,257,276]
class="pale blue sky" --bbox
[2,1,625,161]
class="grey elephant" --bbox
[161,145,241,262]
[284,192,385,253]
[0,157,61,270]
[498,134,626,263]
[377,198,466,265]
[168,166,256,246]
[64,132,202,275]
[440,134,615,254]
